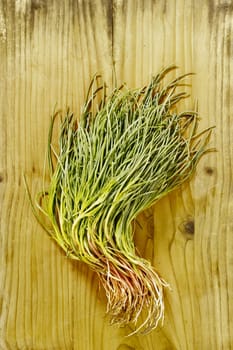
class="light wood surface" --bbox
[0,1,232,349]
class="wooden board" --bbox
[0,0,232,349]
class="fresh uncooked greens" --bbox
[28,67,211,335]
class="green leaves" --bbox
[31,67,212,335]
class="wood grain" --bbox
[0,0,232,349]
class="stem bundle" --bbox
[28,67,211,335]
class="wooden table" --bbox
[0,1,232,349]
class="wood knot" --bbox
[204,166,214,175]
[180,218,195,236]
[184,220,194,234]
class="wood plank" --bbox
[113,0,233,349]
[0,0,232,349]
[0,1,133,349]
